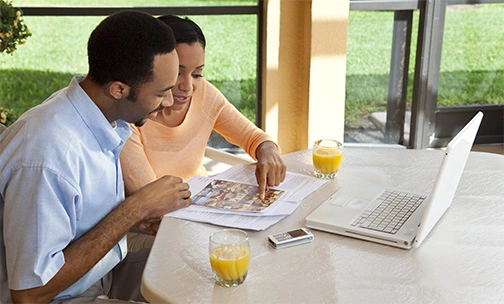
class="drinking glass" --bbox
[209,229,250,287]
[312,139,343,179]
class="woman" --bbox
[120,15,286,200]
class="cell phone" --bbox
[268,228,314,249]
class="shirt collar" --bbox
[67,76,132,153]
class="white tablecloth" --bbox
[142,147,504,304]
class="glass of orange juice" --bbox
[209,229,250,287]
[312,139,343,179]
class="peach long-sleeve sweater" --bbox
[120,79,273,196]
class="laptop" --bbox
[305,111,483,249]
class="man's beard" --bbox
[134,119,147,127]
[127,86,146,127]
[127,86,165,127]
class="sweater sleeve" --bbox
[120,125,157,196]
[209,84,274,160]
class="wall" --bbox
[261,0,349,153]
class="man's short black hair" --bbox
[87,10,176,89]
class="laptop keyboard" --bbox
[350,189,426,234]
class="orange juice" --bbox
[210,245,250,281]
[312,147,343,174]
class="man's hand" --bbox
[255,141,286,199]
[129,175,192,222]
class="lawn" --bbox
[1,1,503,127]
[345,4,504,125]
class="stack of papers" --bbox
[166,163,328,230]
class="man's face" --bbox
[121,51,179,126]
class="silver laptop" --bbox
[305,112,483,249]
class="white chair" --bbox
[204,146,254,165]
[203,146,254,176]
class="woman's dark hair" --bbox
[157,14,206,48]
[87,10,176,88]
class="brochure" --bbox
[166,163,328,230]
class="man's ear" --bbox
[109,81,130,100]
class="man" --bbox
[0,11,191,303]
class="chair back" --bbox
[0,123,6,134]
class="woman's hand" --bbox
[255,141,286,199]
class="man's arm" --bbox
[11,175,191,303]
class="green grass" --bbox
[1,1,503,127]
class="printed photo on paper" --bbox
[191,180,284,212]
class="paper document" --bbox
[166,163,328,230]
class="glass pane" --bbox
[0,15,97,116]
[0,1,258,136]
[190,15,257,123]
[438,3,504,108]
[344,11,395,145]
[14,0,258,7]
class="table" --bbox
[141,147,504,303]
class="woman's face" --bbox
[171,42,205,111]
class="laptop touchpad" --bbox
[344,197,370,209]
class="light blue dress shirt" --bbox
[0,76,132,302]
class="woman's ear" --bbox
[109,81,130,100]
